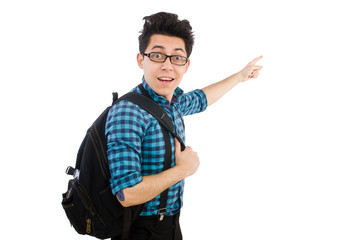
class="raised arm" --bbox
[202,56,263,106]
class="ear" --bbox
[184,58,191,73]
[137,53,144,69]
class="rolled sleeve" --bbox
[179,89,208,116]
[106,101,146,195]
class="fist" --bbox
[174,139,200,177]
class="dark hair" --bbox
[138,12,194,57]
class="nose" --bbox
[161,57,173,71]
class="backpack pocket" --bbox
[62,179,107,237]
[62,180,87,234]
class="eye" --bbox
[171,55,187,65]
[152,53,164,59]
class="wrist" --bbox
[172,164,190,180]
[235,71,247,83]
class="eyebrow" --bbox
[151,45,185,53]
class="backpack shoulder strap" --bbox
[117,87,186,151]
[138,84,185,130]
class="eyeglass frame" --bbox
[143,52,189,66]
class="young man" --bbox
[107,12,262,240]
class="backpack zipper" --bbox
[86,218,92,234]
[92,124,110,177]
[88,130,108,180]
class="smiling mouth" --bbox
[158,77,175,82]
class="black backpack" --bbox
[62,84,185,239]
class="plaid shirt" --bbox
[106,78,207,216]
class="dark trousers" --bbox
[112,213,182,240]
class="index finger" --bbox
[250,55,263,65]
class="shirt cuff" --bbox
[196,89,208,112]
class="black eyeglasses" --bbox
[143,52,188,66]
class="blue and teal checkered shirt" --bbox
[105,79,208,216]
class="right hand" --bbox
[237,55,263,82]
[174,139,200,177]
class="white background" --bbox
[1,0,361,239]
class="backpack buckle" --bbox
[66,166,80,179]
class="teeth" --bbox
[158,77,173,81]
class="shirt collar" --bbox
[142,77,184,106]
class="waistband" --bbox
[135,212,180,226]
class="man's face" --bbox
[137,34,190,102]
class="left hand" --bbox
[238,55,263,82]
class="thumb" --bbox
[174,138,181,152]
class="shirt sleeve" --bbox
[105,100,146,195]
[179,89,208,116]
